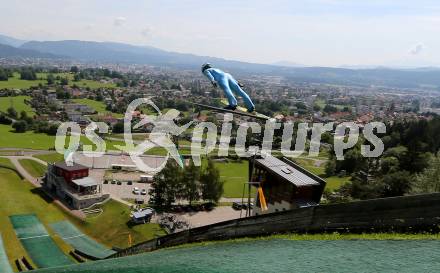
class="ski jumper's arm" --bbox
[203,69,216,85]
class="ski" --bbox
[189,102,270,120]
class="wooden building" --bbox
[249,155,326,215]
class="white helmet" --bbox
[201,63,212,72]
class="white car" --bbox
[141,189,147,195]
[133,187,140,195]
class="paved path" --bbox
[4,156,42,186]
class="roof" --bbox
[54,162,88,172]
[71,177,97,187]
[132,209,154,219]
[255,156,321,187]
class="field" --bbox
[71,200,166,248]
[0,159,165,270]
[72,98,108,113]
[0,73,46,89]
[0,96,35,115]
[72,98,123,118]
[213,160,254,198]
[33,153,64,163]
[0,72,116,90]
[0,124,56,150]
[0,157,16,169]
[315,98,345,111]
[18,159,47,177]
[325,176,351,191]
[0,124,130,151]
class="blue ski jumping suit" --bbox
[203,68,255,111]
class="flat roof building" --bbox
[43,162,109,210]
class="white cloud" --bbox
[113,17,127,27]
[84,24,94,30]
[141,27,153,38]
[409,43,425,55]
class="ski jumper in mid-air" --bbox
[201,63,255,113]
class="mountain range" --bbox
[1,34,440,90]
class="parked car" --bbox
[241,202,254,210]
[127,181,133,185]
[141,189,147,195]
[111,180,116,184]
[133,187,140,195]
[232,202,243,210]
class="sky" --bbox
[1,0,440,67]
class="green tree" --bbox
[379,171,412,197]
[313,104,321,111]
[412,153,440,193]
[7,107,17,118]
[20,68,37,80]
[295,102,307,110]
[325,159,336,177]
[47,124,59,136]
[60,77,69,86]
[380,156,399,174]
[150,161,182,208]
[0,114,12,125]
[200,158,224,203]
[73,73,81,82]
[0,68,8,81]
[20,110,27,120]
[56,89,70,99]
[182,160,201,205]
[323,104,338,113]
[112,122,124,134]
[47,73,55,85]
[12,120,27,133]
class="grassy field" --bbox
[71,200,166,248]
[71,98,123,118]
[0,96,35,115]
[209,160,254,198]
[18,159,47,177]
[315,98,346,111]
[72,98,108,113]
[0,123,131,151]
[326,176,351,191]
[0,157,16,169]
[0,159,165,270]
[0,124,56,150]
[33,153,64,163]
[0,73,46,89]
[0,72,116,90]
